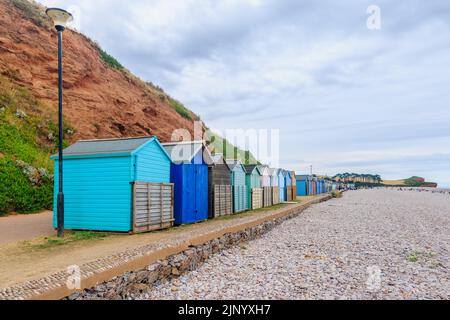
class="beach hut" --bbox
[269,168,280,205]
[296,175,309,196]
[226,160,249,213]
[312,177,318,195]
[208,154,232,218]
[245,165,263,210]
[162,141,212,225]
[332,182,337,191]
[278,169,286,202]
[309,177,315,195]
[258,165,272,207]
[285,171,293,201]
[291,171,297,200]
[51,136,174,233]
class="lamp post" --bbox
[46,8,73,238]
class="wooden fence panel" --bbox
[133,182,174,233]
[251,188,263,210]
[272,187,280,205]
[210,185,232,218]
[263,187,272,207]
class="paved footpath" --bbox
[139,190,450,300]
[0,211,54,245]
[0,196,327,300]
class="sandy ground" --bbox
[0,211,55,245]
[140,190,450,300]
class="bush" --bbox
[11,0,50,30]
[331,191,342,198]
[97,47,123,70]
[168,97,192,120]
[0,158,53,214]
[0,76,60,214]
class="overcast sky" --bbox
[39,0,450,186]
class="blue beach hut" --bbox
[285,170,292,201]
[162,141,212,225]
[296,175,309,196]
[51,136,173,233]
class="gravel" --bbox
[138,190,450,300]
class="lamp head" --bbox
[46,8,73,31]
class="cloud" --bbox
[38,0,450,186]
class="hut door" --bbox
[194,165,208,220]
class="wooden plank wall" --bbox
[272,187,280,205]
[133,182,174,233]
[286,186,294,201]
[251,188,263,210]
[208,165,231,216]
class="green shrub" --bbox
[331,191,342,198]
[0,76,63,214]
[168,97,192,120]
[0,157,53,214]
[206,130,258,164]
[11,0,50,30]
[97,47,123,70]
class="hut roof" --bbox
[52,136,170,160]
[162,140,213,164]
[225,159,246,172]
[268,168,279,176]
[244,165,260,175]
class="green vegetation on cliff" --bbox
[0,75,72,214]
[206,130,258,164]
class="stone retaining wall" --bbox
[68,200,326,300]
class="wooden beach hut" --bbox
[312,177,318,195]
[290,171,297,200]
[226,160,249,213]
[245,165,263,210]
[208,154,232,218]
[269,168,280,205]
[51,137,174,233]
[162,141,212,225]
[258,165,272,207]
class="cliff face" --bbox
[0,0,204,214]
[0,0,197,143]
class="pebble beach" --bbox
[139,190,450,300]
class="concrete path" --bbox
[0,211,54,245]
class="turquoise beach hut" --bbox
[244,165,263,210]
[278,169,286,202]
[226,160,249,213]
[51,137,173,233]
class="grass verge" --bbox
[22,231,110,251]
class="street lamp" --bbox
[46,8,73,238]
